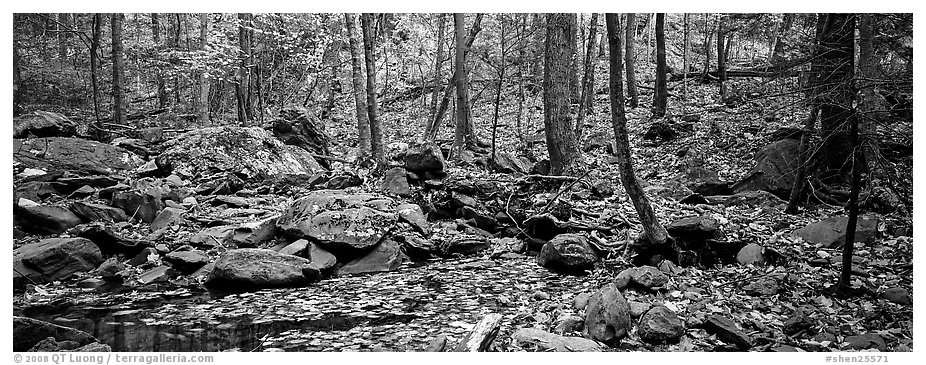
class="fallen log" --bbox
[452,313,502,352]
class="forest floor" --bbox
[12,77,913,352]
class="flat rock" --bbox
[742,277,779,296]
[13,316,98,352]
[15,203,83,234]
[792,216,880,248]
[880,287,912,305]
[277,190,397,253]
[150,207,184,232]
[736,243,766,266]
[844,333,887,351]
[705,315,753,350]
[163,250,210,274]
[69,201,127,223]
[279,239,309,256]
[13,238,103,288]
[512,328,603,352]
[438,234,490,257]
[14,137,143,175]
[206,248,321,290]
[190,216,278,248]
[137,265,172,285]
[337,240,407,276]
[14,110,77,138]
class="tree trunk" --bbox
[624,13,639,108]
[817,14,856,182]
[57,13,69,63]
[194,13,210,123]
[575,13,599,140]
[424,14,483,144]
[857,13,880,171]
[90,14,102,124]
[786,108,818,213]
[150,14,167,108]
[236,13,254,125]
[429,14,447,122]
[361,13,384,164]
[490,15,508,164]
[682,13,689,111]
[111,13,126,125]
[344,13,372,157]
[652,13,668,117]
[452,13,478,158]
[13,40,22,115]
[543,13,585,176]
[321,16,342,120]
[717,14,727,96]
[568,15,580,105]
[700,13,713,83]
[770,13,794,65]
[606,13,669,248]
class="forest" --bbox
[11,13,913,353]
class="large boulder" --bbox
[792,216,880,248]
[13,316,98,352]
[277,190,397,253]
[270,108,333,169]
[13,111,77,139]
[405,143,446,176]
[536,233,599,274]
[13,238,103,288]
[206,248,321,290]
[584,283,632,347]
[337,240,407,276]
[14,137,144,175]
[14,203,83,234]
[732,138,800,198]
[157,126,324,181]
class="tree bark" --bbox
[770,13,794,65]
[575,13,599,140]
[90,14,102,124]
[344,13,372,158]
[817,14,856,182]
[194,13,210,123]
[56,13,69,63]
[624,13,639,108]
[543,13,585,176]
[652,13,668,117]
[717,14,727,96]
[13,40,22,115]
[360,13,384,164]
[111,13,126,126]
[700,13,713,83]
[424,13,483,143]
[491,15,508,164]
[150,14,168,109]
[429,14,447,121]
[451,13,478,159]
[321,16,342,120]
[236,13,254,125]
[606,13,670,249]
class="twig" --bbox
[539,170,592,214]
[308,153,352,164]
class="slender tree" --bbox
[717,14,727,96]
[320,16,342,120]
[194,13,210,123]
[652,13,667,117]
[770,13,794,65]
[151,14,167,108]
[360,13,384,164]
[56,13,69,63]
[451,13,478,158]
[817,13,857,182]
[605,13,670,249]
[575,13,599,140]
[624,13,639,108]
[90,14,102,124]
[111,13,126,125]
[429,14,447,121]
[344,13,371,157]
[543,13,585,176]
[490,15,508,164]
[236,13,254,125]
[834,14,860,293]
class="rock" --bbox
[337,240,407,275]
[531,159,551,175]
[637,305,686,344]
[137,265,172,285]
[128,247,159,267]
[76,278,105,289]
[667,216,722,240]
[782,310,814,336]
[91,257,126,281]
[28,337,82,352]
[397,203,430,235]
[190,216,278,248]
[553,315,585,334]
[14,111,77,138]
[207,249,321,290]
[13,238,103,287]
[163,250,210,274]
[381,167,411,196]
[880,287,912,305]
[584,283,632,346]
[305,242,337,272]
[405,143,446,175]
[494,152,532,174]
[705,315,753,350]
[732,139,800,198]
[398,233,436,260]
[277,190,397,253]
[279,239,309,256]
[13,316,98,352]
[736,243,766,266]
[459,206,497,231]
[771,345,802,352]
[792,216,880,248]
[844,333,887,351]
[150,207,184,232]
[643,120,690,142]
[536,234,599,274]
[70,185,95,198]
[14,137,143,175]
[111,189,163,223]
[438,234,490,257]
[69,202,127,223]
[129,126,165,144]
[616,266,669,290]
[324,172,362,189]
[629,301,652,318]
[657,259,682,275]
[582,131,613,153]
[157,126,324,181]
[15,203,83,234]
[271,108,333,169]
[573,292,592,311]
[14,181,63,202]
[98,183,129,201]
[512,328,603,352]
[181,197,199,206]
[70,223,148,256]
[211,195,251,208]
[743,277,779,296]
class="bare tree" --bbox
[111,13,126,125]
[605,13,669,249]
[360,13,384,164]
[344,13,371,157]
[451,13,478,159]
[575,13,599,140]
[543,13,585,176]
[624,13,639,108]
[194,13,210,123]
[652,13,667,117]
